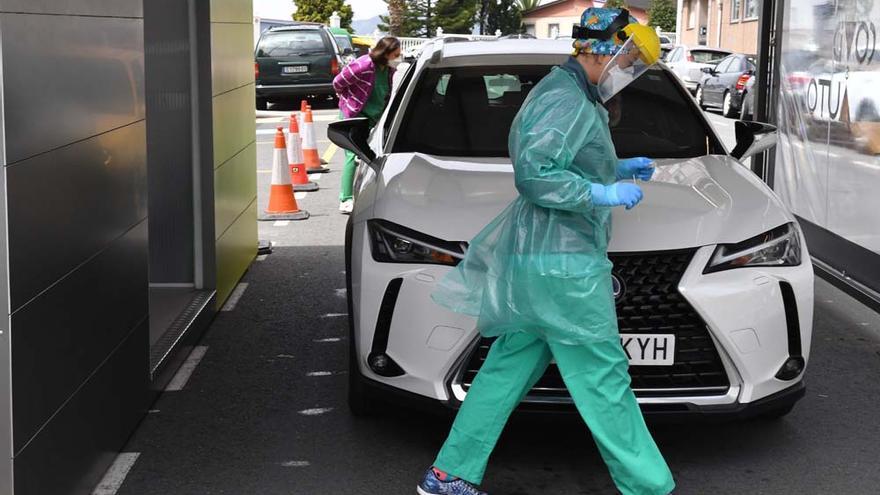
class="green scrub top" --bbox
[431,59,621,345]
[361,65,390,126]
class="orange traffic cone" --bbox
[302,109,329,173]
[260,127,309,221]
[297,100,308,129]
[287,114,318,192]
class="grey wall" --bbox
[145,0,195,284]
[0,1,151,494]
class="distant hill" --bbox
[352,15,383,35]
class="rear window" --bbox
[257,30,327,57]
[691,50,729,64]
[393,65,720,159]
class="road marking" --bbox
[828,152,840,158]
[295,192,307,199]
[320,313,347,318]
[314,337,343,343]
[307,371,333,377]
[298,407,334,416]
[221,283,249,312]
[256,254,268,261]
[322,144,338,163]
[313,114,339,122]
[282,460,311,467]
[274,220,290,227]
[312,172,323,181]
[256,128,280,135]
[165,346,209,391]
[257,169,271,174]
[277,354,295,359]
[92,452,140,495]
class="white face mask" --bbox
[387,57,402,69]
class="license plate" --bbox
[283,65,308,74]
[620,334,675,366]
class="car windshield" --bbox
[393,64,719,159]
[691,50,729,64]
[257,31,326,57]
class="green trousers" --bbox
[434,332,675,495]
[340,148,356,202]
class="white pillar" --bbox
[676,0,685,44]
[495,29,502,37]
[330,11,341,29]
[436,26,444,37]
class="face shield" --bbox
[596,24,661,103]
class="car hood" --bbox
[372,153,793,252]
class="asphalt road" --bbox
[111,102,880,495]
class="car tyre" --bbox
[256,97,268,111]
[696,86,706,110]
[722,91,737,118]
[345,217,381,417]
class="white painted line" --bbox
[277,354,295,359]
[256,128,280,135]
[165,346,208,391]
[221,283,249,312]
[311,172,323,181]
[256,254,268,261]
[314,337,343,343]
[320,313,348,318]
[273,220,290,227]
[314,114,339,122]
[298,407,334,416]
[92,452,140,495]
[147,409,160,414]
[282,460,311,467]
[828,152,840,158]
[307,371,333,377]
[295,192,308,200]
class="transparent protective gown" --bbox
[432,65,621,345]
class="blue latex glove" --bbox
[591,182,644,209]
[617,157,655,181]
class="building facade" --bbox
[0,0,257,493]
[677,0,760,54]
[523,0,649,39]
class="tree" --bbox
[487,0,523,36]
[434,0,477,34]
[516,0,540,12]
[379,0,436,37]
[293,0,353,30]
[648,0,676,32]
[385,0,406,36]
[602,0,628,9]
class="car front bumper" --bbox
[256,82,334,98]
[350,220,815,417]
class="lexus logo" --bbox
[612,273,626,303]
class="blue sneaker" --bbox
[417,467,487,495]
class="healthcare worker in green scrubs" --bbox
[417,8,675,495]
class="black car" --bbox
[695,53,756,118]
[255,24,350,110]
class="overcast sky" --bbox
[253,0,389,21]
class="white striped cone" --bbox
[302,109,329,173]
[287,114,317,192]
[261,127,309,221]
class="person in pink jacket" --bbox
[332,36,401,214]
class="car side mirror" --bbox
[328,118,376,166]
[701,66,715,75]
[730,121,777,161]
[343,48,353,56]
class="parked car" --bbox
[659,35,674,60]
[329,39,813,421]
[329,26,357,64]
[696,53,757,118]
[664,45,732,93]
[254,23,348,110]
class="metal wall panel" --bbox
[215,200,257,307]
[0,0,142,17]
[210,0,252,24]
[212,83,256,167]
[214,142,256,239]
[211,22,255,96]
[145,0,195,283]
[0,13,144,164]
[11,221,148,452]
[6,122,147,310]
[13,320,149,495]
[0,112,13,495]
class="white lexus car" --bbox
[329,39,814,420]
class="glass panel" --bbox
[691,50,730,63]
[744,0,759,19]
[731,0,742,20]
[256,31,326,57]
[775,0,880,254]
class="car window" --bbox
[256,30,327,57]
[671,47,682,62]
[393,65,721,159]
[334,35,353,52]
[382,62,418,149]
[715,57,734,73]
[691,50,729,64]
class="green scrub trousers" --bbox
[434,332,675,495]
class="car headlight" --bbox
[368,219,465,266]
[704,223,802,274]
